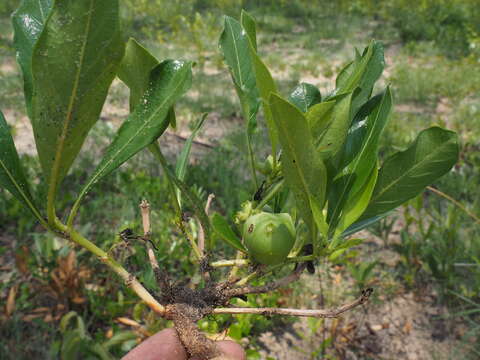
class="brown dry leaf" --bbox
[50,271,64,295]
[5,284,18,318]
[106,328,114,339]
[117,317,141,327]
[403,320,412,334]
[22,313,44,322]
[333,273,342,285]
[31,307,50,314]
[71,296,86,304]
[15,245,29,275]
[44,313,54,322]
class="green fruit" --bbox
[243,212,296,265]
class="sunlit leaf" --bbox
[117,37,159,110]
[71,60,192,217]
[211,213,246,252]
[361,127,458,219]
[328,88,392,233]
[0,111,44,223]
[316,93,353,159]
[306,100,335,140]
[288,82,321,113]
[333,40,384,115]
[175,113,208,207]
[241,10,256,51]
[270,94,327,232]
[219,15,259,129]
[30,0,124,196]
[12,0,53,118]
[334,165,378,236]
[247,37,278,154]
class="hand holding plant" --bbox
[1,1,458,358]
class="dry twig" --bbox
[213,288,373,318]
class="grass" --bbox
[0,2,479,358]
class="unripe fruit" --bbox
[243,212,296,265]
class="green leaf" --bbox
[328,88,392,233]
[149,141,211,241]
[334,165,378,236]
[71,60,192,215]
[117,38,178,131]
[211,213,247,252]
[247,39,278,154]
[30,0,124,197]
[0,111,44,224]
[219,16,259,121]
[167,106,176,129]
[310,195,328,237]
[337,89,392,182]
[342,212,392,237]
[102,331,137,350]
[269,93,327,232]
[306,100,335,140]
[334,41,384,97]
[316,93,353,159]
[241,10,256,51]
[361,127,458,219]
[175,113,207,207]
[333,41,384,116]
[117,37,159,111]
[288,83,321,113]
[12,0,53,118]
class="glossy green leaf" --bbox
[175,113,207,206]
[219,16,259,123]
[306,100,335,140]
[270,93,327,231]
[328,88,392,232]
[167,106,177,129]
[334,165,378,237]
[288,82,321,113]
[0,111,44,223]
[240,10,256,51]
[117,38,177,131]
[337,89,391,180]
[334,40,383,97]
[72,60,192,214]
[310,195,328,237]
[247,39,278,154]
[316,93,353,159]
[12,0,53,118]
[361,127,459,219]
[342,212,392,237]
[211,213,247,253]
[117,37,159,110]
[334,41,384,116]
[31,0,124,196]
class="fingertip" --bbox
[216,340,247,360]
[122,328,188,360]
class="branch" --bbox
[210,259,249,268]
[64,225,166,316]
[213,288,373,318]
[226,263,306,298]
[140,200,171,298]
[140,200,159,270]
[165,131,215,149]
